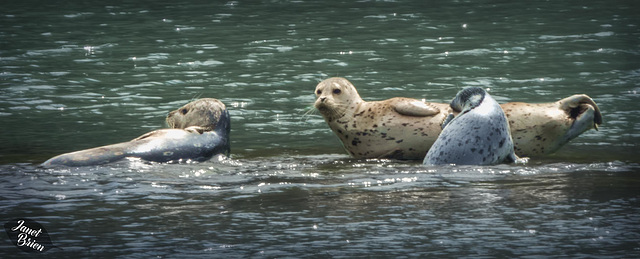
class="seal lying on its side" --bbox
[314,77,602,159]
[42,98,230,167]
[423,87,526,165]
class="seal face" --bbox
[314,77,449,159]
[166,98,229,133]
[42,98,230,167]
[423,87,523,165]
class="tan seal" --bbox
[314,77,450,159]
[314,77,602,159]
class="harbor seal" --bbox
[423,87,525,165]
[314,77,450,159]
[41,98,230,167]
[314,77,602,159]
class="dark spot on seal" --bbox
[471,148,477,153]
[396,139,403,143]
[352,138,361,146]
[498,139,505,148]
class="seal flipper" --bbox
[392,98,440,117]
[558,94,602,130]
[507,151,529,164]
[557,94,603,144]
[41,142,133,167]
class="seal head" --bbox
[166,98,229,134]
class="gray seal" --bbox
[42,98,230,167]
[423,87,527,165]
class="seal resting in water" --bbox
[42,98,230,167]
[314,77,602,160]
[314,77,450,159]
[423,87,526,165]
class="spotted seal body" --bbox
[314,77,602,160]
[42,98,230,167]
[423,87,524,165]
[502,94,602,156]
[314,77,449,159]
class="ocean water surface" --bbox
[1,0,639,257]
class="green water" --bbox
[1,0,639,257]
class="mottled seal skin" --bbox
[42,98,230,167]
[314,77,602,159]
[314,77,450,159]
[502,94,602,156]
[424,87,525,165]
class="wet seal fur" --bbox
[314,77,602,160]
[42,98,230,167]
[423,87,527,165]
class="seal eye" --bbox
[180,108,188,115]
[316,90,322,95]
[333,89,341,95]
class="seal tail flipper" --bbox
[41,143,132,167]
[559,94,603,130]
[556,94,603,145]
